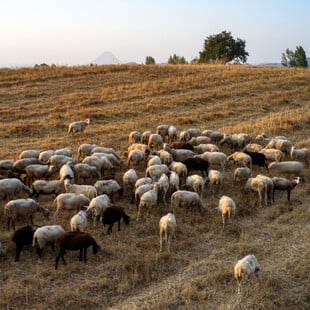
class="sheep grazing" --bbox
[179,130,191,142]
[12,225,40,261]
[147,155,162,167]
[169,141,194,151]
[67,118,90,135]
[0,178,32,201]
[259,148,284,163]
[268,161,305,177]
[59,162,74,181]
[64,179,97,200]
[187,128,202,138]
[128,130,142,145]
[156,124,169,141]
[206,169,223,197]
[0,159,15,170]
[148,133,163,150]
[55,148,73,157]
[123,168,138,199]
[189,136,211,146]
[128,143,151,156]
[168,125,178,143]
[55,231,100,269]
[77,144,97,160]
[163,144,194,162]
[89,194,112,227]
[127,149,147,168]
[201,129,223,143]
[94,179,122,202]
[4,198,50,231]
[157,173,170,206]
[256,174,274,206]
[272,177,301,203]
[234,254,260,294]
[185,174,205,199]
[169,171,180,196]
[18,149,40,160]
[228,152,252,170]
[53,193,90,219]
[146,164,170,182]
[132,183,154,208]
[70,210,90,232]
[219,133,251,150]
[91,146,121,160]
[265,139,292,156]
[198,152,227,171]
[169,161,188,185]
[137,183,160,221]
[73,163,101,183]
[47,154,75,170]
[242,143,263,153]
[142,130,152,145]
[182,157,209,176]
[234,167,251,184]
[33,225,65,260]
[159,213,177,252]
[82,155,114,177]
[245,177,267,208]
[290,146,310,167]
[194,143,219,154]
[24,164,57,186]
[101,205,130,234]
[171,190,205,215]
[156,149,173,166]
[31,179,64,199]
[216,195,236,228]
[13,158,45,174]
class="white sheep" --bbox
[59,162,74,181]
[148,133,163,150]
[245,177,267,208]
[198,151,228,171]
[158,173,169,206]
[156,124,169,141]
[242,143,263,153]
[234,254,260,294]
[169,171,180,195]
[94,179,122,202]
[55,148,73,157]
[168,125,178,143]
[77,143,97,160]
[169,161,188,185]
[228,152,252,170]
[32,225,65,260]
[206,169,223,197]
[19,149,40,159]
[31,179,65,199]
[137,183,160,221]
[38,150,55,163]
[187,128,202,138]
[24,164,57,186]
[268,161,305,177]
[53,193,90,218]
[91,146,121,160]
[157,149,173,166]
[219,133,251,150]
[163,144,194,162]
[68,118,90,134]
[179,130,191,142]
[127,143,151,156]
[128,130,142,145]
[256,174,274,205]
[194,143,219,154]
[48,154,75,169]
[89,194,112,227]
[127,149,147,168]
[4,198,50,231]
[134,177,153,189]
[73,163,101,183]
[0,159,15,170]
[265,139,292,156]
[146,164,170,182]
[189,136,211,146]
[216,195,236,228]
[82,155,114,176]
[171,190,205,215]
[92,152,122,168]
[259,148,284,162]
[272,177,301,203]
[147,155,162,168]
[13,158,45,174]
[64,179,97,200]
[290,146,310,167]
[123,168,138,199]
[234,167,252,183]
[70,210,89,232]
[0,178,32,201]
[132,183,154,208]
[185,174,205,199]
[142,130,152,145]
[201,129,223,143]
[159,213,177,252]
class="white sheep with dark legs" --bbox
[159,213,177,252]
[70,209,91,232]
[137,183,160,221]
[163,144,194,162]
[272,177,301,203]
[216,195,236,229]
[31,180,64,199]
[25,164,57,186]
[198,151,227,171]
[234,254,260,294]
[94,179,122,202]
[89,194,112,227]
[68,118,90,134]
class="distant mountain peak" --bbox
[92,51,121,65]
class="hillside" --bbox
[0,64,309,309]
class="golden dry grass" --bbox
[0,64,309,309]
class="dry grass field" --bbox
[0,64,309,310]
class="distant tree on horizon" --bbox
[198,30,249,64]
[145,56,156,65]
[168,54,187,65]
[281,46,307,67]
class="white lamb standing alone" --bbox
[67,118,90,135]
[159,213,177,252]
[216,195,236,228]
[234,254,260,294]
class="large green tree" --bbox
[281,46,307,67]
[199,31,249,64]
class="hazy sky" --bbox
[1,0,309,66]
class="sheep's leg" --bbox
[222,214,225,229]
[258,191,263,208]
[36,247,44,259]
[83,248,87,263]
[118,220,121,231]
[79,249,83,261]
[159,233,163,252]
[15,244,23,262]
[167,235,171,252]
[287,190,291,203]
[7,217,11,231]
[55,252,66,269]
[108,225,113,234]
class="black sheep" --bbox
[243,151,268,170]
[101,205,130,234]
[182,157,209,176]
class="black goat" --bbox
[101,205,130,234]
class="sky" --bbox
[1,0,309,66]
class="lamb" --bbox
[163,144,194,162]
[64,179,97,200]
[182,157,209,176]
[82,155,114,176]
[219,133,251,150]
[201,129,223,143]
[234,167,252,183]
[185,174,205,199]
[260,148,284,163]
[24,164,57,186]
[12,225,40,261]
[101,205,130,234]
[137,183,160,221]
[168,125,178,143]
[159,213,177,252]
[122,168,138,199]
[77,143,97,160]
[127,149,147,168]
[128,143,151,156]
[94,179,122,202]
[268,161,305,177]
[0,178,32,201]
[228,152,252,170]
[290,146,310,167]
[206,169,223,197]
[146,164,170,182]
[245,177,267,208]
[55,231,100,269]
[70,210,90,232]
[128,130,142,145]
[171,190,205,214]
[73,163,101,183]
[68,118,90,134]
[156,124,169,141]
[148,133,163,150]
[194,143,219,154]
[19,149,40,159]
[234,254,260,294]
[48,154,76,169]
[39,150,55,163]
[89,194,112,227]
[53,193,90,219]
[59,162,74,181]
[4,198,50,231]
[32,225,65,259]
[169,141,194,151]
[216,195,236,228]
[198,152,227,171]
[272,177,301,203]
[31,180,64,199]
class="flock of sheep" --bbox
[0,119,309,293]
